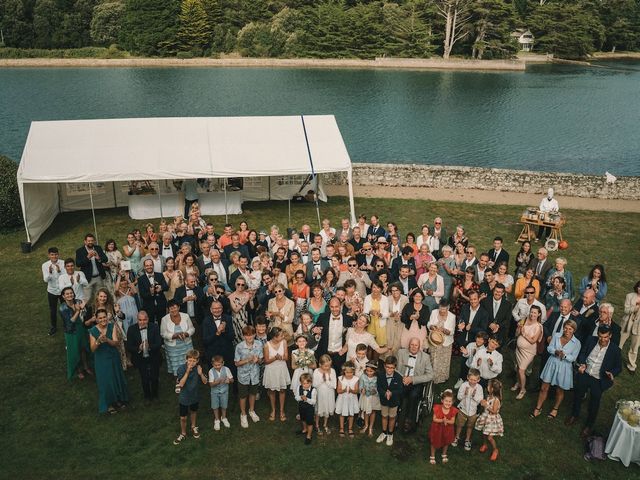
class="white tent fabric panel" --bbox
[21,183,59,244]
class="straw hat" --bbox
[428,329,445,347]
[377,236,388,244]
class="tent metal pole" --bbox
[157,181,164,220]
[224,178,228,224]
[88,182,99,244]
[18,181,31,244]
[300,115,322,230]
[347,168,356,225]
[288,198,291,227]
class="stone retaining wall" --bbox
[322,163,640,200]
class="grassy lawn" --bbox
[1,196,639,479]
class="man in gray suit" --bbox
[397,337,434,433]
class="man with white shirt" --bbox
[456,291,489,347]
[42,246,64,335]
[58,258,89,303]
[196,240,214,275]
[396,265,418,296]
[75,233,109,303]
[397,338,434,433]
[474,253,490,284]
[338,218,352,240]
[300,224,315,244]
[429,217,447,258]
[306,248,329,285]
[537,188,559,242]
[366,215,385,243]
[299,241,311,265]
[528,247,552,284]
[315,298,352,373]
[138,259,169,324]
[140,242,166,274]
[512,288,547,326]
[210,249,229,290]
[126,311,162,401]
[566,325,621,437]
[487,237,509,269]
[462,245,478,270]
[160,233,177,260]
[175,274,206,326]
[481,283,512,347]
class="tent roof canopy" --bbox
[17,115,352,184]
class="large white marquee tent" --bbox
[17,115,356,246]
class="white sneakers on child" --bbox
[386,434,394,446]
[376,433,387,443]
[454,379,463,389]
[240,415,249,428]
[214,420,221,431]
[248,410,260,423]
[221,418,231,428]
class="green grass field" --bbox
[1,196,639,479]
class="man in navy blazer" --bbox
[486,236,510,269]
[570,289,599,334]
[566,325,622,436]
[75,233,109,301]
[137,259,169,324]
[126,311,162,400]
[390,247,417,281]
[174,274,206,325]
[365,215,386,243]
[578,302,621,346]
[456,291,489,347]
[314,298,352,373]
[202,301,235,373]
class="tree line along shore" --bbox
[0,0,639,62]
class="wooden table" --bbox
[516,208,565,247]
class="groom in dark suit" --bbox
[138,259,169,324]
[126,311,162,400]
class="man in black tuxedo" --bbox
[314,297,352,374]
[570,289,599,334]
[481,283,512,347]
[487,236,510,269]
[174,273,206,325]
[138,259,169,324]
[565,325,622,437]
[126,311,162,400]
[390,247,417,281]
[202,301,235,373]
[456,291,489,347]
[160,232,178,260]
[75,233,109,302]
[528,247,552,285]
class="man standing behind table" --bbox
[42,246,64,335]
[565,325,621,437]
[126,311,162,401]
[138,259,169,324]
[537,188,559,242]
[75,233,109,304]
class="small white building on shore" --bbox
[511,29,535,52]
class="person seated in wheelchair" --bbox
[397,337,434,433]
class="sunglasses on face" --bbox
[364,248,372,251]
[348,263,357,267]
[525,291,535,295]
[236,283,246,287]
[275,289,284,293]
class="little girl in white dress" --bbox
[313,354,336,434]
[335,362,360,437]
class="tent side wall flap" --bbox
[17,115,355,245]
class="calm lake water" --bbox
[1,62,639,175]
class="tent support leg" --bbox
[347,168,356,225]
[157,182,164,220]
[88,182,99,244]
[224,178,228,224]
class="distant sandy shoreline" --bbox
[0,56,528,71]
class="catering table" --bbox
[605,412,640,466]
[128,193,182,220]
[198,192,242,216]
[128,192,242,220]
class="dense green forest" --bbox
[0,0,639,59]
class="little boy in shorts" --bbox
[456,331,487,389]
[174,349,208,445]
[208,355,234,430]
[376,355,403,447]
[452,368,484,451]
[234,325,264,428]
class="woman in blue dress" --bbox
[89,309,129,414]
[437,245,456,301]
[531,319,581,420]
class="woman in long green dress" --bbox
[89,309,129,414]
[59,287,91,380]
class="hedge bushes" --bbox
[0,46,128,59]
[0,156,23,230]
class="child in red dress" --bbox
[428,389,458,465]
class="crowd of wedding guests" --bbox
[42,204,639,459]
